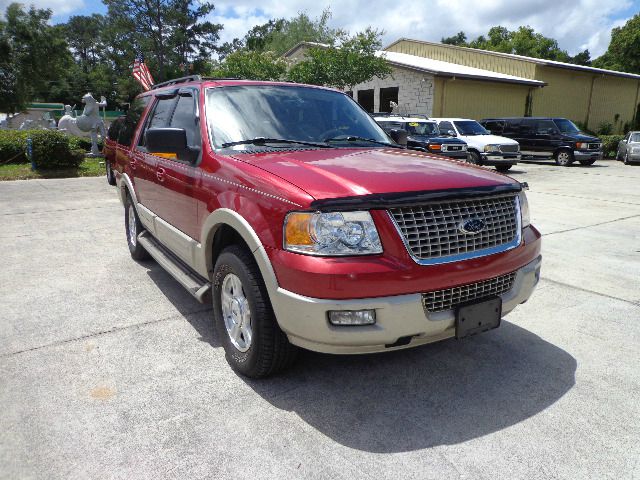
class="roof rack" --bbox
[151,75,202,90]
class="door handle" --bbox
[129,157,137,170]
[156,167,166,181]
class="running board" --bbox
[137,231,211,304]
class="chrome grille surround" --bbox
[388,194,522,265]
[587,143,601,150]
[499,144,520,153]
[422,271,517,312]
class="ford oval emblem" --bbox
[459,218,486,235]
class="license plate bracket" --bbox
[455,296,502,340]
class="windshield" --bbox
[630,133,640,142]
[453,120,489,135]
[554,118,580,134]
[405,121,438,136]
[206,85,391,149]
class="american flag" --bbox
[132,55,155,91]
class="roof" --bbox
[386,38,640,81]
[282,42,330,58]
[378,51,546,87]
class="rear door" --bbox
[153,88,202,240]
[517,119,536,155]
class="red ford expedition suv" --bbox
[104,76,542,378]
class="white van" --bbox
[432,118,520,172]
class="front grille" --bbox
[389,194,519,261]
[445,145,462,151]
[422,272,517,312]
[499,144,519,153]
[588,143,601,150]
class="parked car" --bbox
[616,131,640,165]
[480,117,602,166]
[432,118,520,172]
[373,113,469,160]
[106,76,542,378]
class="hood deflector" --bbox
[310,183,522,212]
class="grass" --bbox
[0,156,105,181]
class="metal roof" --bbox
[386,39,640,81]
[378,51,546,87]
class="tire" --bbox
[124,194,150,260]
[213,245,298,378]
[106,159,116,186]
[554,149,574,166]
[495,164,513,172]
[579,159,596,166]
[468,151,482,165]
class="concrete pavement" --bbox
[0,160,639,479]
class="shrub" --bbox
[68,135,102,152]
[599,135,624,158]
[29,130,84,169]
[0,130,29,163]
[596,122,614,135]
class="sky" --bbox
[4,0,639,58]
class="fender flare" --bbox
[116,172,138,206]
[197,208,280,296]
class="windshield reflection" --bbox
[206,85,391,149]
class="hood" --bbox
[230,148,516,201]
[409,135,466,145]
[460,134,519,146]
[572,133,600,142]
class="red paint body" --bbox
[105,79,541,300]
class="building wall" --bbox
[352,67,435,115]
[388,39,640,133]
[433,78,532,119]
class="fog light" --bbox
[328,310,376,326]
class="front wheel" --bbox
[555,149,574,166]
[579,159,596,166]
[213,245,298,378]
[468,151,482,165]
[495,164,513,172]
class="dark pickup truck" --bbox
[480,117,601,166]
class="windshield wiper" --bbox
[324,135,404,149]
[221,137,332,149]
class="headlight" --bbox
[484,144,501,153]
[460,145,467,151]
[517,191,531,228]
[632,147,640,154]
[576,142,588,149]
[284,211,383,256]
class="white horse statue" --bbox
[58,93,107,155]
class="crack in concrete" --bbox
[540,277,639,307]
[542,213,640,236]
[0,308,211,358]
[1,204,116,216]
[533,191,640,207]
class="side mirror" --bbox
[447,129,457,137]
[146,128,199,162]
[388,128,408,146]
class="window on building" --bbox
[379,87,399,113]
[357,89,374,113]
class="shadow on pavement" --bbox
[242,321,576,453]
[144,263,220,347]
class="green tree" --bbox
[263,9,341,56]
[287,28,391,90]
[593,14,640,73]
[102,0,222,81]
[0,3,72,113]
[440,26,590,65]
[209,50,287,80]
[441,31,467,46]
[62,14,106,73]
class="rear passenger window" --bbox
[170,94,201,148]
[503,120,520,135]
[138,97,175,147]
[483,121,504,134]
[536,120,557,134]
[118,96,151,147]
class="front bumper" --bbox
[441,150,468,160]
[481,153,520,165]
[574,150,601,160]
[272,255,542,354]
